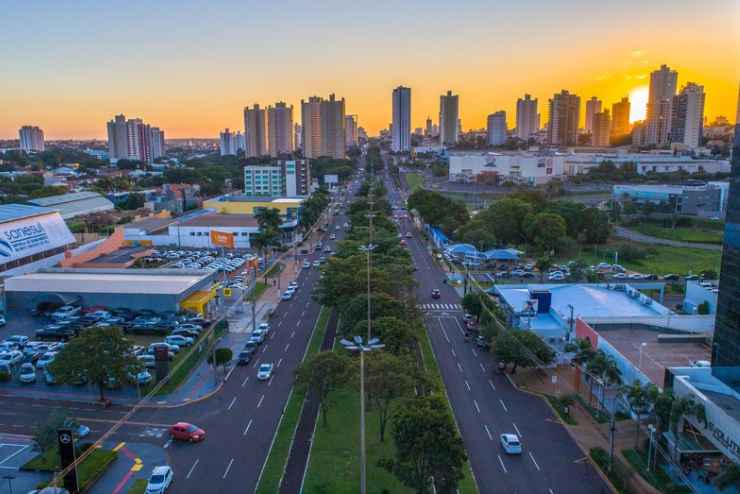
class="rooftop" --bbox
[124,215,178,234]
[208,195,304,204]
[0,204,57,224]
[27,191,114,220]
[597,326,710,386]
[27,191,102,206]
[178,213,259,228]
[5,268,213,295]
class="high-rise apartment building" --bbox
[439,90,459,146]
[486,111,507,146]
[646,64,678,146]
[515,94,538,140]
[244,104,267,158]
[243,165,284,197]
[345,115,358,148]
[18,126,45,152]
[280,159,311,196]
[106,114,165,164]
[220,129,236,156]
[547,90,580,146]
[671,83,705,150]
[392,86,412,152]
[611,97,631,138]
[425,116,433,137]
[585,97,603,133]
[711,87,740,388]
[267,102,294,157]
[591,110,611,147]
[294,124,302,151]
[300,94,346,159]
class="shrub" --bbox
[0,370,10,382]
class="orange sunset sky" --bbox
[2,0,739,139]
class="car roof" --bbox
[152,465,171,475]
[173,421,193,428]
[502,433,519,441]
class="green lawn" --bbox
[23,445,118,492]
[575,242,720,276]
[248,281,269,302]
[404,172,424,192]
[255,307,332,494]
[622,449,691,494]
[127,478,148,494]
[631,223,724,244]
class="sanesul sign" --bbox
[0,213,75,263]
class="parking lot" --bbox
[0,434,48,494]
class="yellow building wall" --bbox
[203,199,297,216]
[180,289,216,316]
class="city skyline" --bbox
[2,0,738,139]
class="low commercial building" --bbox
[683,280,719,314]
[203,195,303,222]
[0,204,76,275]
[564,152,731,177]
[613,183,728,218]
[4,268,218,314]
[448,152,565,185]
[27,191,115,220]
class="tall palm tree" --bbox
[621,380,651,448]
[587,350,621,411]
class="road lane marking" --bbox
[473,400,481,414]
[290,331,295,339]
[305,302,310,308]
[186,459,199,479]
[163,439,172,449]
[277,358,283,368]
[451,348,456,357]
[253,359,261,368]
[262,344,269,353]
[243,419,253,436]
[282,313,287,319]
[441,327,450,343]
[513,423,522,437]
[549,489,555,494]
[277,321,282,327]
[257,394,265,408]
[227,396,237,411]
[488,379,496,391]
[472,348,478,358]
[112,442,126,452]
[529,451,541,471]
[222,458,234,479]
[479,362,486,373]
[284,343,290,352]
[497,455,508,474]
[484,424,493,441]
[242,376,250,387]
[301,310,306,317]
[499,399,508,412]
[456,362,463,373]
[464,380,471,391]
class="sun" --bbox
[628,86,649,122]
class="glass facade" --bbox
[712,124,740,390]
[244,166,284,197]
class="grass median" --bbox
[255,306,331,494]
[127,478,148,494]
[23,444,118,492]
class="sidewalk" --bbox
[511,366,660,494]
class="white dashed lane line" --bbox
[464,380,471,392]
[186,459,199,479]
[222,458,234,479]
[473,399,481,414]
[497,455,508,474]
[513,422,522,437]
[488,379,496,391]
[484,424,493,441]
[227,396,237,411]
[529,451,541,471]
[243,419,253,436]
[499,399,508,412]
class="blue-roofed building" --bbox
[0,204,76,274]
[444,244,521,266]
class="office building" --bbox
[439,90,459,146]
[486,111,507,146]
[591,110,611,147]
[281,159,311,196]
[425,116,433,137]
[448,152,564,185]
[585,97,602,133]
[345,115,358,148]
[301,94,346,159]
[671,83,705,150]
[611,97,631,138]
[515,94,538,140]
[244,104,267,158]
[220,129,236,156]
[392,86,412,152]
[547,90,580,146]
[267,102,294,157]
[243,165,283,197]
[712,87,740,387]
[106,114,165,164]
[18,126,45,153]
[646,64,678,146]
[613,183,727,219]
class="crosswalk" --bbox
[417,303,463,312]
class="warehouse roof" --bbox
[5,269,213,295]
[0,204,57,224]
[28,191,115,220]
[178,213,259,228]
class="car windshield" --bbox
[150,474,165,483]
[508,438,520,446]
[186,424,199,432]
[259,365,271,371]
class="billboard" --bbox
[0,212,75,264]
[209,230,235,249]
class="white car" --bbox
[148,342,180,355]
[19,363,37,383]
[0,350,23,366]
[258,323,271,335]
[5,335,29,347]
[329,234,336,240]
[302,261,311,269]
[281,291,294,301]
[146,465,173,494]
[36,352,57,369]
[257,363,274,381]
[288,281,298,291]
[165,335,194,347]
[500,433,522,454]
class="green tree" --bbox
[477,198,532,246]
[535,256,553,283]
[48,327,141,402]
[461,293,483,322]
[456,220,496,251]
[697,300,711,315]
[214,347,233,371]
[355,317,417,356]
[526,212,567,254]
[621,381,652,448]
[33,409,67,452]
[586,350,622,410]
[362,352,416,442]
[381,396,467,494]
[295,351,350,427]
[493,331,555,373]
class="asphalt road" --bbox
[386,171,611,494]
[0,190,353,494]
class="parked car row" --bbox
[153,248,255,273]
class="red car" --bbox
[170,422,206,442]
[431,289,441,299]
